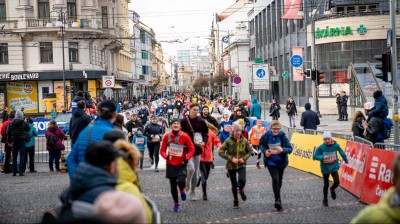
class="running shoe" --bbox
[323,198,328,207]
[331,190,337,200]
[180,191,187,201]
[233,201,239,209]
[189,192,197,201]
[172,204,180,212]
[155,166,159,172]
[274,201,283,211]
[238,189,247,201]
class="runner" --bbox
[219,112,233,144]
[160,119,195,212]
[200,122,221,201]
[132,127,147,170]
[219,122,252,209]
[143,115,163,172]
[259,120,293,211]
[313,131,348,207]
[249,120,266,169]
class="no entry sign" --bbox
[102,75,115,88]
[233,76,241,84]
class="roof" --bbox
[218,0,253,22]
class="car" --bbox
[54,112,72,135]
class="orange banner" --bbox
[53,81,71,113]
[282,0,303,19]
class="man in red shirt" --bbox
[1,112,14,174]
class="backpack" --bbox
[211,107,221,115]
[47,133,57,146]
[379,117,394,140]
[167,132,183,146]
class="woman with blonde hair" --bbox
[200,122,221,201]
[45,120,65,172]
[351,111,366,138]
[259,120,293,211]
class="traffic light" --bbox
[311,69,316,80]
[374,52,391,82]
[304,69,312,78]
[70,85,75,94]
[65,85,70,93]
[316,70,325,85]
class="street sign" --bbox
[222,36,229,44]
[226,70,233,76]
[252,64,270,90]
[233,76,241,84]
[102,75,115,88]
[234,86,241,92]
[270,76,279,82]
[290,55,303,68]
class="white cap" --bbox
[322,131,332,139]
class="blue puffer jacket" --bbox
[132,133,148,151]
[313,141,348,174]
[367,95,388,122]
[25,123,37,148]
[67,118,114,179]
[250,98,262,119]
[63,162,117,203]
[259,131,293,167]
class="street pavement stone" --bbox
[0,163,366,224]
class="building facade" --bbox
[0,0,134,115]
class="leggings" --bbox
[267,166,285,201]
[139,151,144,168]
[323,171,340,199]
[200,162,212,193]
[147,142,160,167]
[186,155,200,193]
[228,167,246,202]
[169,176,186,203]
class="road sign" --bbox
[226,70,233,76]
[233,76,241,84]
[290,55,303,68]
[234,86,241,92]
[102,75,115,88]
[222,36,229,44]
[252,64,269,90]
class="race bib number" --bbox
[158,121,163,126]
[194,132,203,145]
[224,124,232,132]
[168,109,173,113]
[323,152,337,164]
[135,138,144,145]
[254,132,263,139]
[169,143,184,156]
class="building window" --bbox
[142,50,148,59]
[68,42,79,62]
[0,43,8,64]
[67,0,77,20]
[40,42,53,63]
[0,0,6,21]
[38,0,50,19]
[102,7,108,28]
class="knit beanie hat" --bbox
[171,118,181,124]
[94,191,146,224]
[137,127,143,133]
[232,122,242,131]
[322,131,332,139]
[15,110,24,119]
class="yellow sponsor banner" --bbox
[289,133,348,178]
[54,81,71,113]
[6,81,38,114]
[88,80,97,99]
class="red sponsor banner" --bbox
[361,148,397,204]
[339,141,370,197]
[282,0,303,19]
[292,46,304,81]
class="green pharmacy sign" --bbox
[315,26,353,39]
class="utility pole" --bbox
[310,0,324,116]
[221,40,225,98]
[390,0,399,144]
[228,30,232,98]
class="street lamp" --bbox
[50,8,70,111]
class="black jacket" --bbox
[300,110,320,130]
[125,119,143,142]
[366,117,383,144]
[8,118,29,143]
[340,95,348,107]
[201,114,219,128]
[180,116,208,156]
[143,122,163,142]
[352,117,365,138]
[286,102,297,116]
[70,108,91,144]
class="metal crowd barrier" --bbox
[353,136,374,147]
[373,143,400,152]
[33,135,71,163]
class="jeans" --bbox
[267,165,285,201]
[49,149,61,170]
[24,146,35,172]
[289,115,296,127]
[323,171,340,199]
[12,140,26,175]
[200,162,212,195]
[228,167,246,202]
[169,176,186,203]
[147,142,160,167]
[3,144,12,173]
[186,155,200,193]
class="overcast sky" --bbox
[129,0,234,56]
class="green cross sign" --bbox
[357,25,367,35]
[282,71,291,79]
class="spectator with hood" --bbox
[300,103,320,130]
[67,100,117,179]
[71,91,86,115]
[250,98,262,119]
[70,101,92,147]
